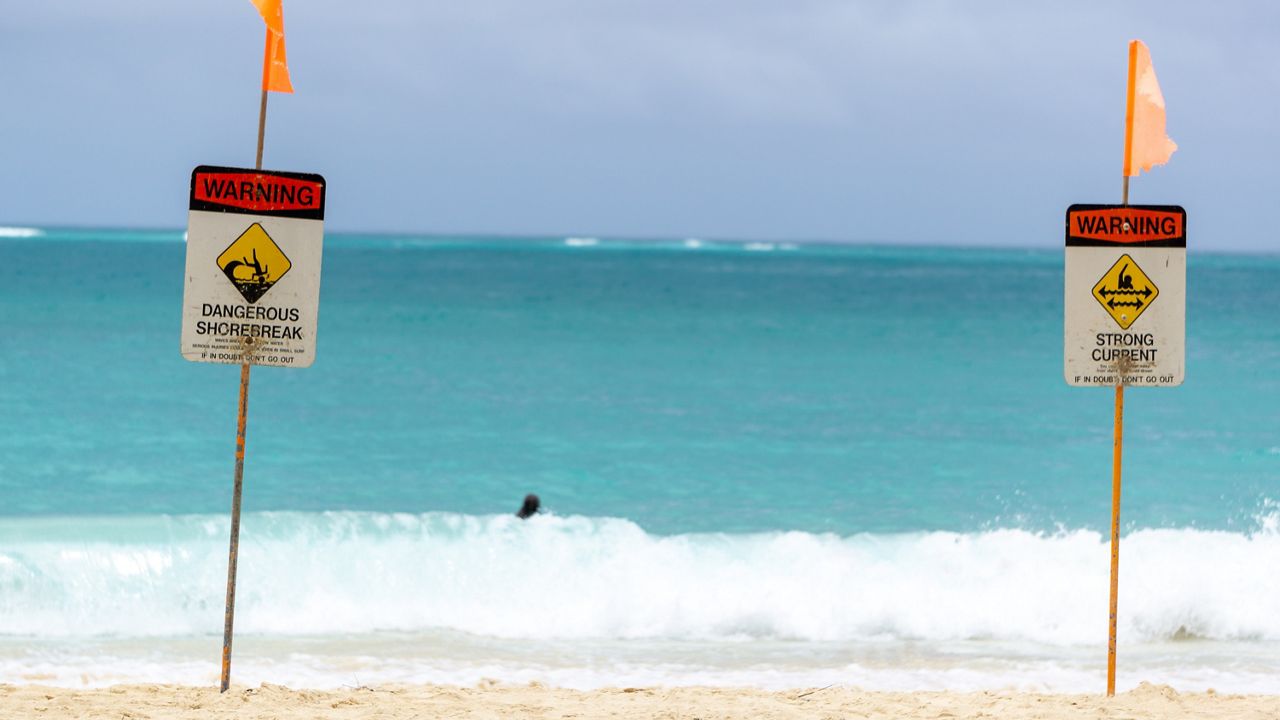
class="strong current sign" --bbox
[1064,204,1185,387]
[181,166,326,368]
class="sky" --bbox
[3,1,1279,249]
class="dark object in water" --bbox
[517,494,541,519]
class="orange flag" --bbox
[1123,40,1175,176]
[249,0,294,94]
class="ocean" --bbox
[0,226,1277,692]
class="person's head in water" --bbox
[517,494,541,519]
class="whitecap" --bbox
[0,227,43,238]
[3,512,1280,647]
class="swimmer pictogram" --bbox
[1091,254,1158,330]
[215,223,292,304]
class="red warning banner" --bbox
[190,166,325,220]
[1065,205,1185,247]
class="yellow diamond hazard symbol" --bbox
[1092,254,1158,330]
[216,223,292,304]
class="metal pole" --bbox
[255,25,270,171]
[221,39,270,691]
[1105,43,1136,691]
[1107,161,1130,697]
[1107,42,1135,692]
[220,358,252,692]
[1106,381,1124,696]
[255,89,268,171]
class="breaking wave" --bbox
[1,511,1277,644]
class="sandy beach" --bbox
[3,681,1277,719]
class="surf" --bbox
[2,511,1277,645]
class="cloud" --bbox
[3,1,1280,247]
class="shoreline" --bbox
[3,681,1278,719]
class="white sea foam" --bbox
[6,635,1279,692]
[0,226,43,238]
[1,512,1278,646]
[564,237,599,247]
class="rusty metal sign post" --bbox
[223,340,256,691]
[180,94,325,690]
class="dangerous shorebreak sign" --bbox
[181,165,326,368]
[1065,204,1185,387]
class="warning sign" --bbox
[1064,204,1185,388]
[1091,254,1158,330]
[181,165,325,368]
[217,223,292,304]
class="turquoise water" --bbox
[0,227,1277,691]
[1,229,1276,532]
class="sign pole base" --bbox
[220,361,252,693]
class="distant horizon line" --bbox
[0,221,972,247]
[0,222,1274,256]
